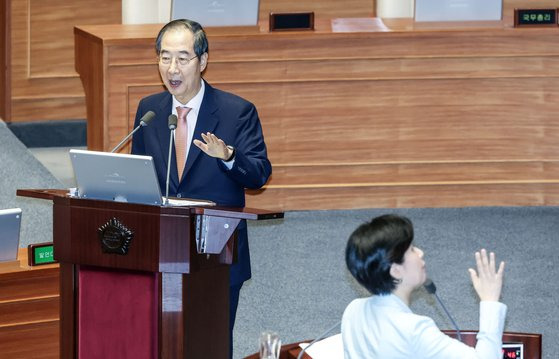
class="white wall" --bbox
[122,0,171,24]
[377,0,414,18]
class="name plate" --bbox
[514,9,557,27]
[28,242,57,266]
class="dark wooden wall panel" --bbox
[9,0,121,123]
[7,0,559,123]
[1,0,10,121]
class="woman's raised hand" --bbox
[468,249,505,302]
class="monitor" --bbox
[0,208,22,262]
[171,0,260,27]
[415,0,502,22]
[69,149,163,206]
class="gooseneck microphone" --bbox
[424,278,462,342]
[110,111,156,153]
[297,321,341,359]
[164,114,177,205]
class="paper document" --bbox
[299,334,343,359]
[331,18,390,32]
[164,198,216,207]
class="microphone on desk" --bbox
[297,320,341,359]
[110,111,156,153]
[164,114,177,205]
[424,278,462,342]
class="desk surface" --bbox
[0,248,58,275]
[75,17,555,43]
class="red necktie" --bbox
[175,106,191,181]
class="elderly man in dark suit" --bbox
[131,19,271,357]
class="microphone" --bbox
[110,111,156,153]
[424,278,462,342]
[164,114,177,205]
[297,321,340,359]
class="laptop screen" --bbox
[69,149,163,206]
[0,208,22,262]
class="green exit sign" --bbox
[28,243,57,266]
[514,9,557,27]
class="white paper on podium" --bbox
[165,198,216,207]
[331,17,390,33]
[299,334,343,359]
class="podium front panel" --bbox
[77,266,158,359]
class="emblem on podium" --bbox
[98,217,133,255]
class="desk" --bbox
[0,249,59,359]
[75,19,559,210]
[245,331,542,359]
[243,341,310,359]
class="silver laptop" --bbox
[415,0,502,22]
[0,208,22,262]
[69,149,163,206]
[171,0,260,27]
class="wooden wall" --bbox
[210,26,559,210]
[5,0,375,123]
[1,0,9,121]
[5,0,559,123]
[8,0,120,123]
[76,22,559,210]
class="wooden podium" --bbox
[18,189,282,359]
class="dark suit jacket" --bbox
[131,82,272,285]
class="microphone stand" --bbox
[297,321,340,359]
[164,114,177,206]
[424,279,462,342]
[111,111,155,153]
[111,125,144,153]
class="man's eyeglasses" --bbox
[159,54,198,66]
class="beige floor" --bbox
[28,147,86,188]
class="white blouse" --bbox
[342,294,507,359]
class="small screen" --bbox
[273,14,312,30]
[502,343,523,359]
[516,9,556,26]
[33,245,55,265]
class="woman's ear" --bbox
[390,263,402,281]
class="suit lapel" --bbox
[182,82,219,180]
[154,93,180,189]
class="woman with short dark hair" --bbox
[342,214,506,359]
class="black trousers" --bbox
[229,282,243,359]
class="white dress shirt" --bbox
[172,80,205,163]
[172,80,234,169]
[342,294,507,359]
